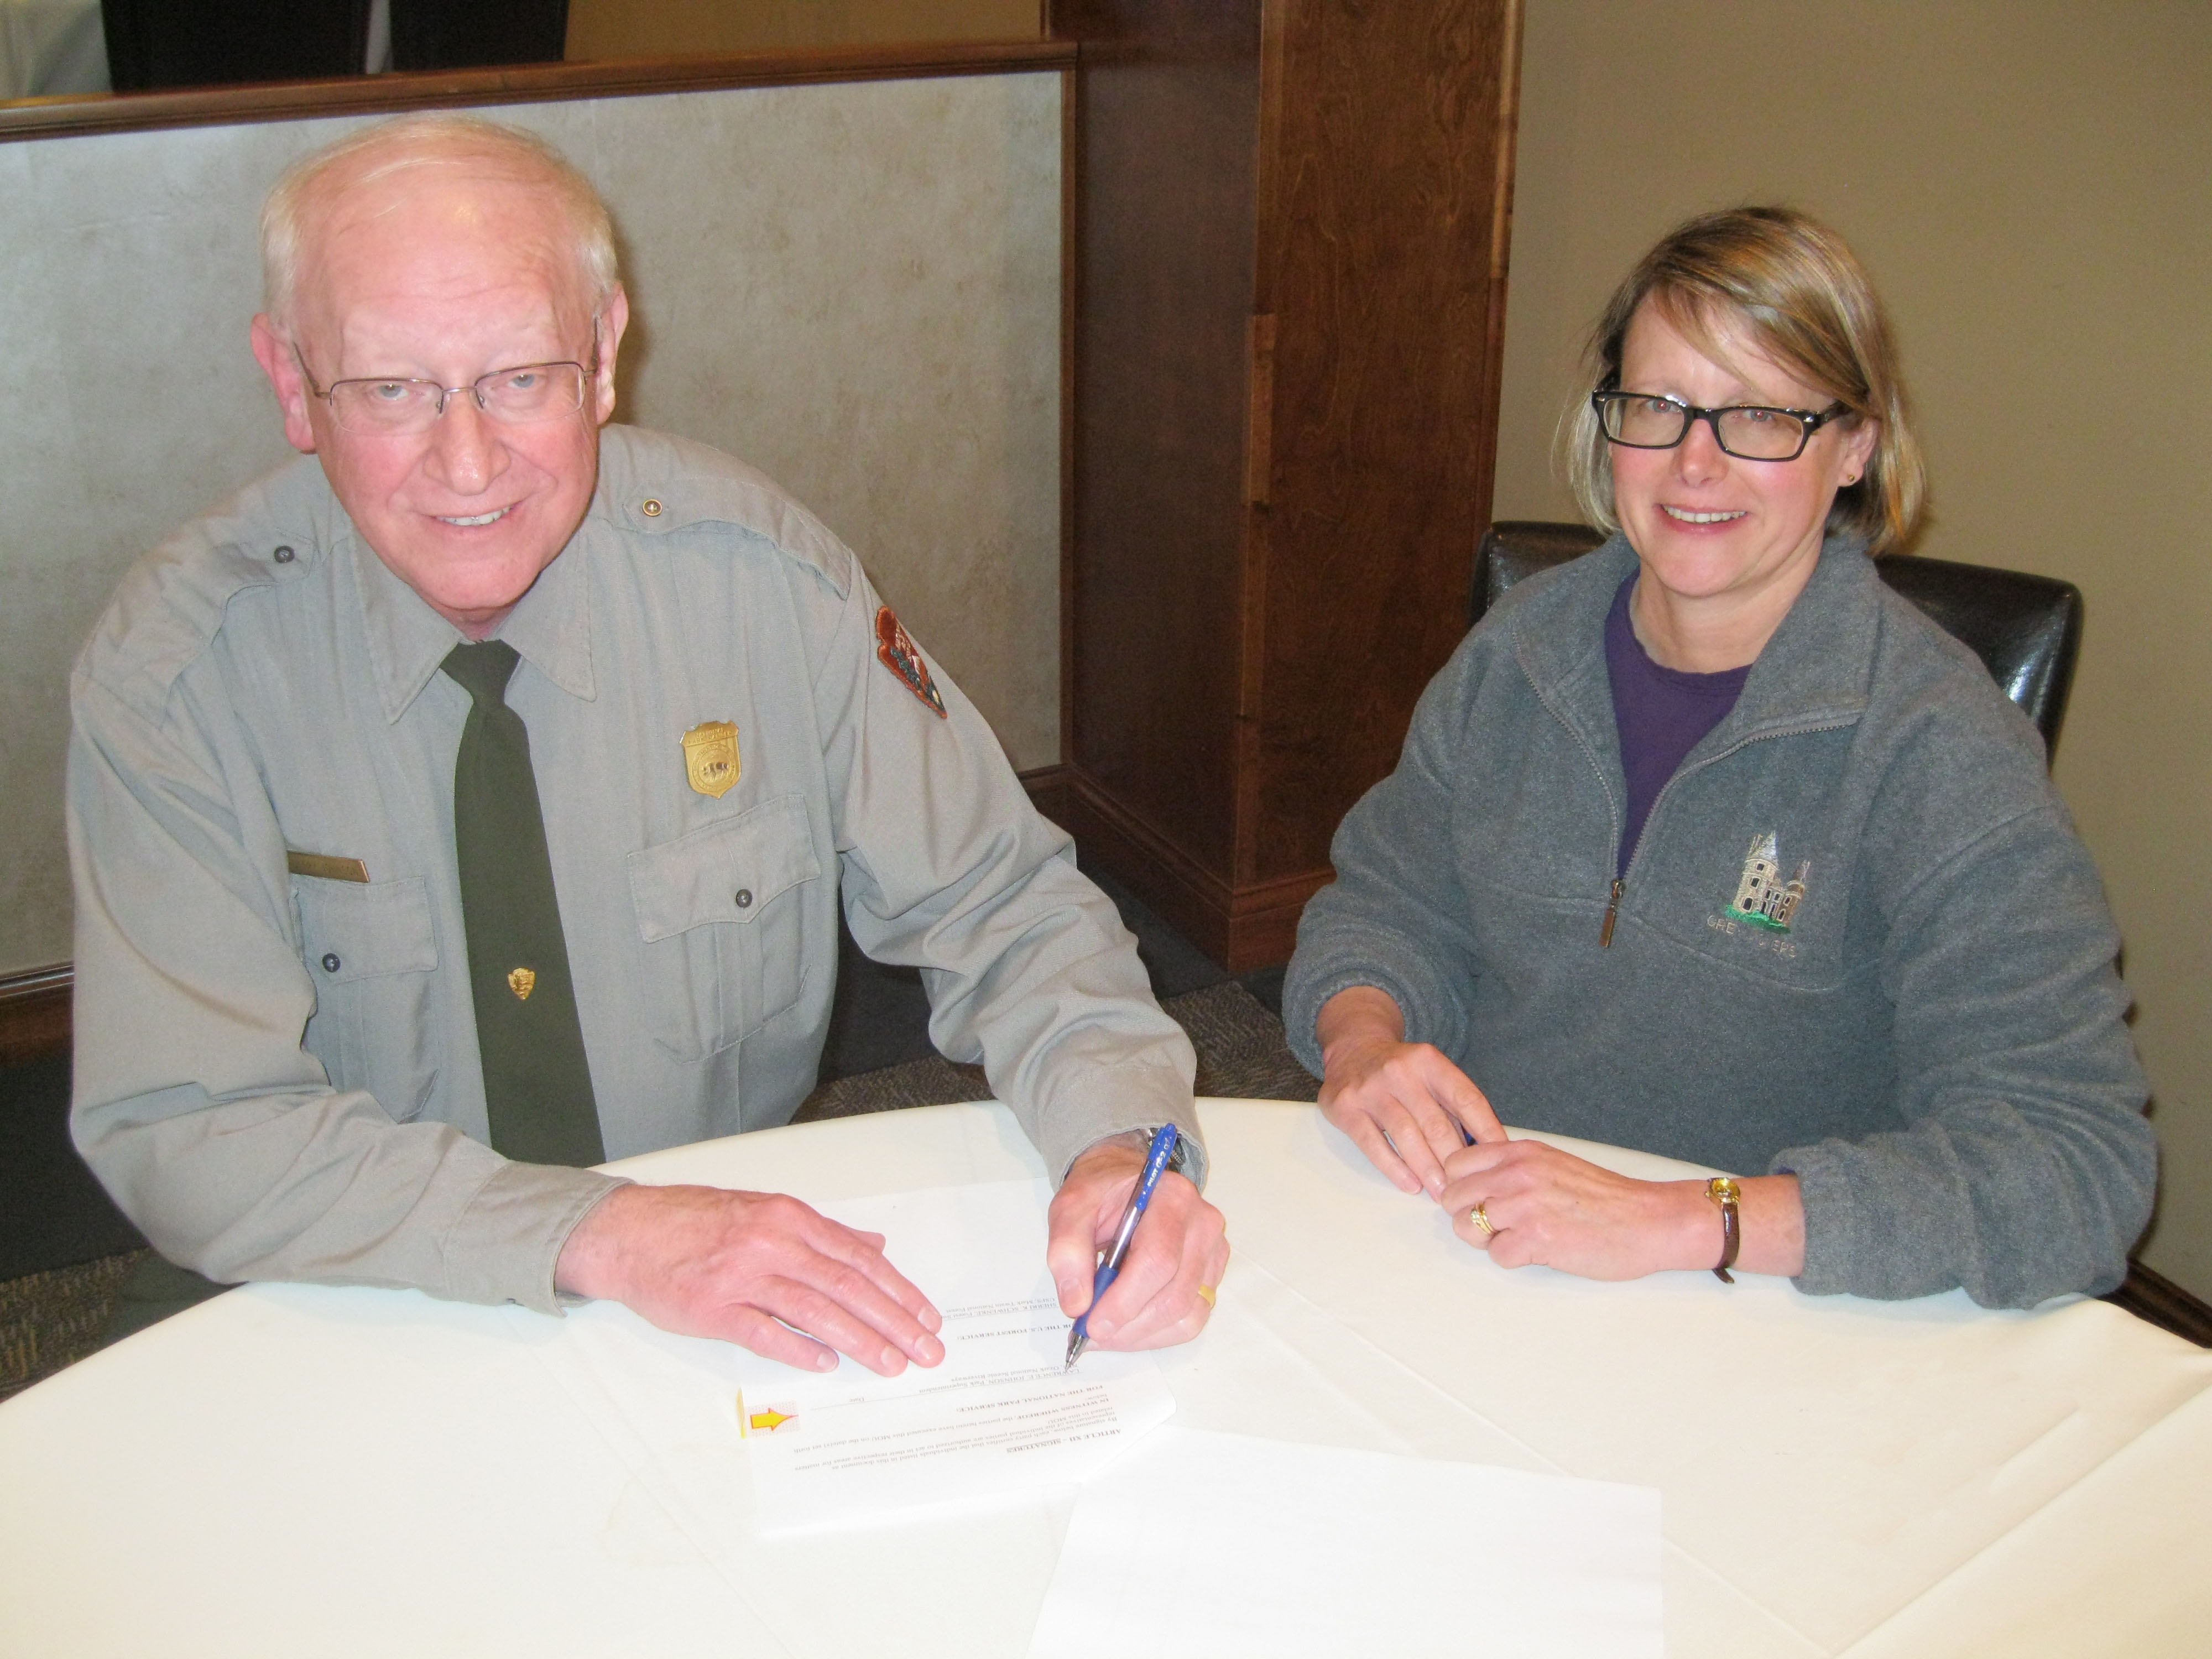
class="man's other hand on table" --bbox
[554,1184,946,1376]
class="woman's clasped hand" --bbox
[1318,990,1804,1282]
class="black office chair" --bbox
[1472,521,2085,757]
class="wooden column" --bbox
[1053,0,1522,968]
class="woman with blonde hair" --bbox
[1283,207,2152,1306]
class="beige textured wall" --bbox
[1495,1,2212,1295]
[0,72,1062,976]
[567,0,1040,60]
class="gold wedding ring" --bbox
[1472,1201,1496,1238]
[1196,1283,1217,1307]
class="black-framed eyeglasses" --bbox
[295,327,601,436]
[1592,391,1843,462]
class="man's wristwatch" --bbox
[1115,1126,1202,1188]
[1078,1126,1205,1189]
[1152,1128,1204,1187]
[1706,1177,1742,1284]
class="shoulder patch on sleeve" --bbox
[875,607,947,718]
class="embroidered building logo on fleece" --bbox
[1724,832,1809,933]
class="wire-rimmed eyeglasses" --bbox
[1592,391,1843,462]
[294,336,599,436]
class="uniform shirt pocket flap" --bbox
[294,877,439,983]
[628,794,821,943]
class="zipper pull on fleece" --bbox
[1600,878,1624,947]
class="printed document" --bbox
[541,1177,1173,1536]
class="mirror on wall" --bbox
[1,0,1042,108]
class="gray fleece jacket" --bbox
[1285,533,2154,1307]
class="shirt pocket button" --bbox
[734,889,753,909]
[321,952,342,972]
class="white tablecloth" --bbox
[3,1099,2207,1656]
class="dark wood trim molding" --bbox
[1472,0,1525,555]
[1037,765,1328,970]
[0,964,71,1065]
[1018,761,1076,833]
[0,39,1078,144]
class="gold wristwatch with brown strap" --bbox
[1707,1177,1742,1284]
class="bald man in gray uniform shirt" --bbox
[67,114,1227,1376]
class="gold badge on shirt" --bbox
[508,967,537,1001]
[681,720,741,798]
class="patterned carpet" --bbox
[0,980,1314,1404]
[0,1250,150,1404]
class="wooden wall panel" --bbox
[1250,0,1516,882]
[1057,0,1521,968]
[1061,0,1262,882]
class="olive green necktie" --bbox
[442,640,606,1167]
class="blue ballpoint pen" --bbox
[1063,1124,1180,1370]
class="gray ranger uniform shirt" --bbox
[69,425,1200,1314]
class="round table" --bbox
[3,1099,2208,1656]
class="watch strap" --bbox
[1162,1129,1204,1188]
[1707,1176,1741,1283]
[1081,1126,1206,1191]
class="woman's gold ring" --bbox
[1472,1201,1496,1238]
[1196,1283,1217,1307]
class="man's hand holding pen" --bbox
[1048,1127,1229,1358]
